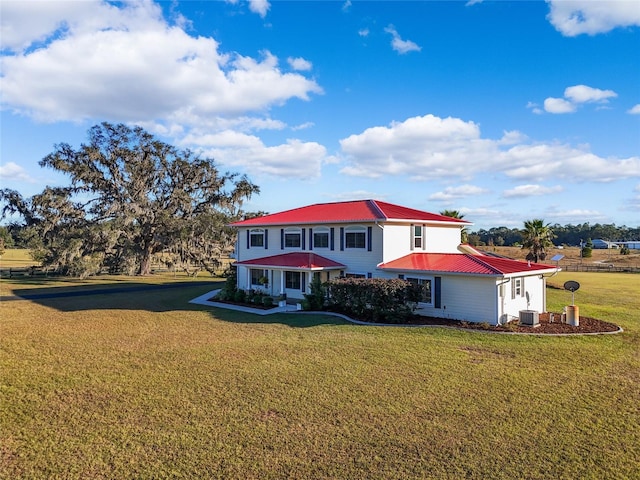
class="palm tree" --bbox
[521,219,554,262]
[440,210,468,244]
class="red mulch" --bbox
[408,312,620,334]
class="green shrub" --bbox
[325,277,422,323]
[262,296,274,307]
[233,289,246,303]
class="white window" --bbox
[413,225,423,249]
[407,277,432,304]
[285,271,301,289]
[511,277,524,299]
[345,226,366,249]
[345,273,366,279]
[313,228,330,248]
[250,269,267,286]
[284,228,301,248]
[250,229,265,247]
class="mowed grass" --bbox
[1,273,639,479]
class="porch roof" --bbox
[378,253,558,276]
[235,252,346,271]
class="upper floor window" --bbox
[250,229,265,248]
[313,228,330,248]
[345,226,366,249]
[284,228,302,248]
[413,225,423,249]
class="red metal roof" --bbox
[231,200,470,226]
[378,253,557,276]
[235,252,345,270]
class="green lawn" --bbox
[1,272,639,479]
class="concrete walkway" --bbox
[188,289,303,316]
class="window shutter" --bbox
[301,272,306,293]
[264,229,268,249]
[434,277,442,308]
[330,228,335,250]
[367,226,373,251]
[521,277,525,297]
[309,228,313,250]
[340,227,344,251]
[511,279,516,299]
[302,228,306,250]
[280,228,284,250]
[410,224,414,251]
[246,230,250,249]
[367,272,372,279]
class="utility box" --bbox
[519,310,540,327]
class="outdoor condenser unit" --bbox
[519,310,539,327]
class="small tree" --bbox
[303,274,326,310]
[620,245,630,255]
[582,238,593,258]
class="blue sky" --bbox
[1,0,639,231]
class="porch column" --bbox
[280,269,285,295]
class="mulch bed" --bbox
[407,312,620,334]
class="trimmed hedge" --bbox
[325,277,423,324]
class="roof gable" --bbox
[231,199,471,226]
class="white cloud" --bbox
[384,25,421,54]
[545,208,606,223]
[248,0,270,18]
[503,184,563,198]
[0,162,36,183]
[546,0,640,36]
[291,122,314,131]
[0,2,321,125]
[628,104,640,115]
[429,185,489,201]
[287,57,313,71]
[541,84,617,114]
[499,130,528,145]
[465,0,483,6]
[184,130,329,179]
[358,28,370,37]
[338,113,640,183]
[564,85,617,104]
[342,1,352,13]
[544,97,576,114]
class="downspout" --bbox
[496,277,511,326]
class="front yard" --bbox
[1,272,638,479]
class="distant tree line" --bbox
[1,123,260,277]
[468,223,640,248]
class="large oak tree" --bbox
[1,122,259,275]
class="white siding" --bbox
[424,225,461,253]
[415,275,498,324]
[499,274,547,322]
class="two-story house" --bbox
[230,199,559,325]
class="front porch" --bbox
[235,252,345,300]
